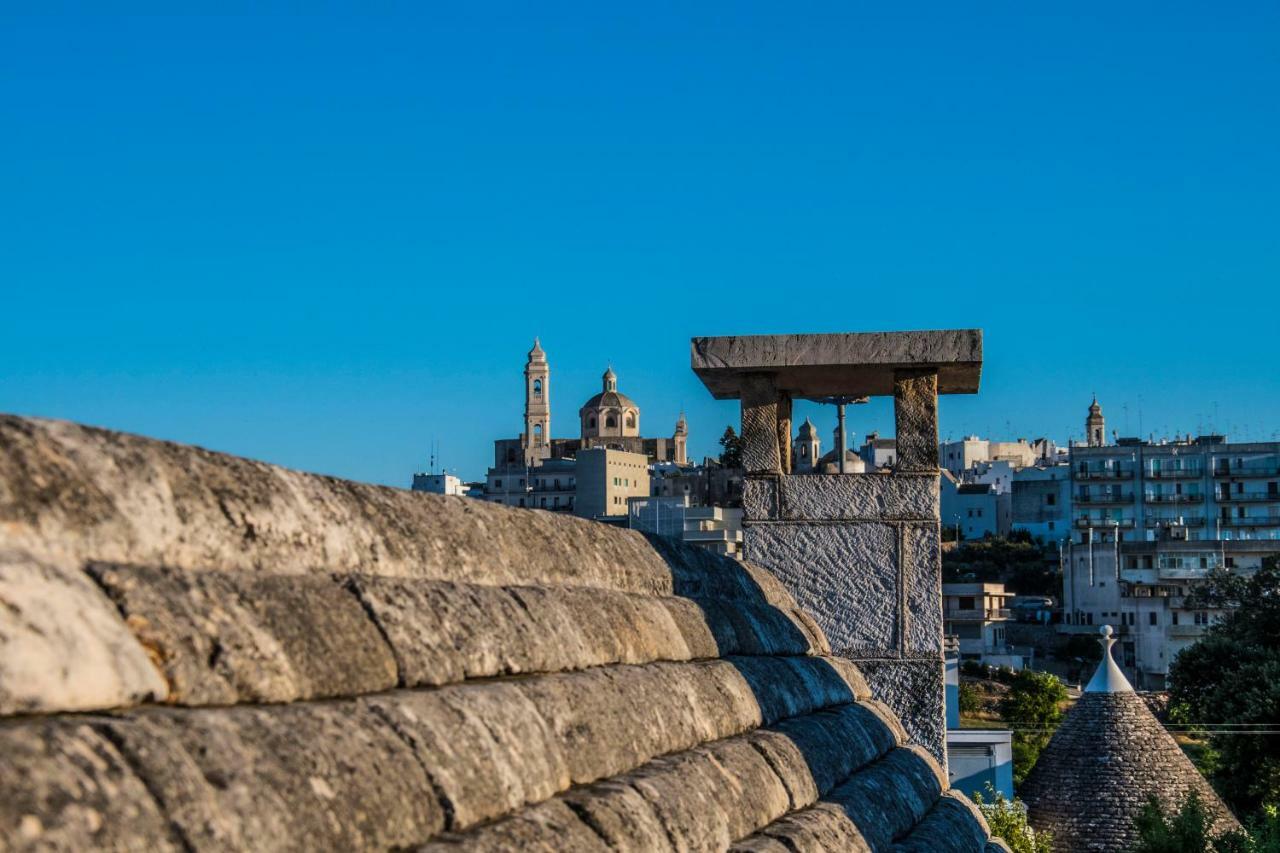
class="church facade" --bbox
[483,340,688,510]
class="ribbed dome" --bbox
[580,390,638,410]
[1020,626,1239,851]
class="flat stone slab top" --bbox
[691,330,983,399]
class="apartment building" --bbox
[942,582,1020,668]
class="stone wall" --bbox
[0,415,1006,851]
[744,473,947,761]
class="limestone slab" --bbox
[0,720,180,851]
[776,474,938,521]
[903,523,943,654]
[895,370,940,471]
[101,701,445,851]
[691,330,982,399]
[743,523,900,654]
[0,549,165,714]
[89,565,398,706]
[854,660,947,766]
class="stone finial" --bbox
[1085,625,1134,694]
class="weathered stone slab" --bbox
[743,476,780,520]
[810,746,943,851]
[0,549,165,714]
[892,790,996,853]
[741,374,785,475]
[89,565,397,706]
[903,523,943,654]
[101,701,445,850]
[561,780,672,850]
[362,684,567,832]
[743,523,900,654]
[895,370,940,471]
[627,739,792,850]
[418,798,609,852]
[0,415,787,604]
[691,330,982,399]
[775,474,938,521]
[851,660,947,766]
[731,801,874,852]
[0,721,180,851]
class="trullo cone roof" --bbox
[1019,626,1240,852]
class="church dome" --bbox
[580,366,640,438]
[798,417,818,440]
[580,389,638,410]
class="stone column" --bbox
[894,369,939,471]
[740,374,784,476]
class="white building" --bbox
[942,582,1021,669]
[1011,464,1071,543]
[1060,532,1274,689]
[411,472,467,497]
[940,472,1011,539]
[627,495,744,557]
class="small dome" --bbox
[527,338,546,362]
[798,417,818,440]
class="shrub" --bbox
[972,785,1052,853]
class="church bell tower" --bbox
[523,339,551,465]
[1086,396,1106,447]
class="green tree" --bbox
[718,425,743,469]
[1168,558,1280,821]
[971,785,1053,853]
[1132,791,1267,853]
[958,681,983,716]
[999,669,1068,786]
[941,536,1058,596]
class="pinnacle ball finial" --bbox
[1100,624,1113,638]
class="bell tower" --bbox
[1086,395,1106,447]
[523,338,551,465]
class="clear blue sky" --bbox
[3,3,1278,485]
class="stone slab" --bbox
[691,330,982,399]
[895,370,941,471]
[89,565,398,706]
[743,523,901,654]
[903,523,943,654]
[0,549,166,715]
[101,701,445,850]
[755,474,939,522]
[852,660,947,766]
[0,720,180,851]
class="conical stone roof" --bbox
[1020,626,1240,852]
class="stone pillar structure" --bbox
[691,330,983,764]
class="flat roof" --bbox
[690,330,982,400]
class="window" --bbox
[958,596,975,610]
[589,417,597,429]
[606,415,618,429]
[494,479,503,488]
[1047,493,1056,506]
[1172,611,1179,625]
[532,379,542,398]
[1149,612,1158,626]
[626,413,636,428]
[1194,611,1210,626]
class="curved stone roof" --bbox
[1020,627,1239,852]
[0,414,1006,851]
[580,389,638,412]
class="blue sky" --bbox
[2,3,1278,485]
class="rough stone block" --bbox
[561,780,672,850]
[101,701,445,850]
[743,523,900,654]
[89,565,398,706]
[743,476,780,520]
[741,374,784,475]
[853,660,946,765]
[0,549,165,715]
[419,799,609,852]
[893,790,995,853]
[777,474,938,521]
[894,370,940,471]
[0,720,180,851]
[731,801,873,852]
[903,524,943,654]
[362,684,568,832]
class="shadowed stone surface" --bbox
[894,370,940,471]
[0,413,1000,851]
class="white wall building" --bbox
[942,582,1021,668]
[411,472,468,497]
[627,495,744,557]
[1011,464,1071,543]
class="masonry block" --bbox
[777,474,937,521]
[894,370,939,471]
[854,659,946,766]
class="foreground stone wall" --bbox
[0,415,1005,851]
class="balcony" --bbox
[1145,493,1205,504]
[1076,468,1134,480]
[1075,493,1133,505]
[1146,468,1204,480]
[1074,518,1136,529]
[1147,517,1207,528]
[1221,516,1280,528]
[1217,492,1280,503]
[1168,625,1208,639]
[1213,464,1280,478]
[945,608,1012,622]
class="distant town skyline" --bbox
[3,5,1278,485]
